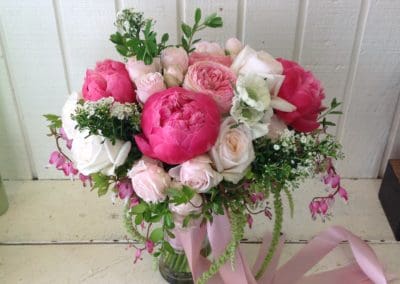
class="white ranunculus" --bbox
[168,155,223,193]
[71,130,131,176]
[127,157,171,203]
[231,46,286,97]
[61,92,81,140]
[210,117,255,184]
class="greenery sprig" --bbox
[110,8,169,64]
[319,98,343,128]
[180,8,223,53]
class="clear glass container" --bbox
[0,175,9,215]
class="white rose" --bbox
[210,117,255,184]
[61,92,81,140]
[168,155,223,193]
[71,130,131,176]
[127,157,171,203]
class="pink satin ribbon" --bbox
[174,214,394,284]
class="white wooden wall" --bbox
[0,0,399,180]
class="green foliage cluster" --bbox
[43,114,62,135]
[319,98,343,129]
[180,8,223,52]
[73,100,141,144]
[110,8,169,64]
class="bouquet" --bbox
[44,8,349,284]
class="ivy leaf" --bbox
[150,228,164,243]
[43,114,62,129]
[91,172,111,197]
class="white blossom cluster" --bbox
[75,97,136,121]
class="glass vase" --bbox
[0,175,9,215]
[159,237,211,284]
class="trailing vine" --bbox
[123,205,147,243]
[255,188,283,280]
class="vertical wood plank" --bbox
[55,0,118,92]
[0,0,69,179]
[338,0,400,177]
[301,0,362,130]
[245,0,299,58]
[121,0,178,45]
[184,0,238,45]
[0,34,32,179]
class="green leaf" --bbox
[182,215,191,228]
[110,32,123,44]
[163,240,175,254]
[131,203,147,214]
[134,214,143,225]
[43,114,62,129]
[207,17,223,28]
[330,111,343,115]
[182,185,195,200]
[91,172,110,197]
[150,228,164,243]
[323,121,336,126]
[116,44,128,56]
[161,33,169,43]
[195,8,202,24]
[181,23,192,38]
[164,213,175,229]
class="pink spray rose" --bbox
[125,57,161,83]
[161,47,189,87]
[275,58,325,132]
[135,72,166,103]
[135,87,220,165]
[183,61,236,113]
[127,157,171,203]
[189,41,232,67]
[82,59,135,103]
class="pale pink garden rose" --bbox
[189,40,232,67]
[183,61,237,113]
[127,157,171,203]
[225,37,243,58]
[135,72,166,103]
[161,47,189,87]
[168,155,223,193]
[169,190,203,228]
[210,117,255,184]
[125,56,161,83]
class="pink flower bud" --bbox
[60,128,73,149]
[130,197,140,208]
[330,175,340,188]
[49,151,66,169]
[146,240,155,254]
[134,248,143,263]
[79,174,92,187]
[338,186,348,202]
[116,179,134,200]
[62,162,78,177]
[319,199,329,215]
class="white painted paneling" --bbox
[338,0,400,177]
[0,0,69,179]
[55,0,119,92]
[121,0,178,45]
[300,0,362,132]
[244,0,299,58]
[0,35,32,179]
[184,0,238,44]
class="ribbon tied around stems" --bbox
[173,214,395,284]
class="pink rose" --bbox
[225,37,243,58]
[127,157,171,203]
[135,72,166,103]
[135,87,220,165]
[168,155,222,193]
[183,61,236,113]
[161,47,189,87]
[82,59,135,103]
[189,41,232,67]
[125,57,161,82]
[275,58,325,132]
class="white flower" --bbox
[127,157,171,203]
[210,117,255,184]
[71,130,131,176]
[168,155,223,193]
[61,92,81,140]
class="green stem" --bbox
[255,188,283,280]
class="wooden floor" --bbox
[0,179,399,283]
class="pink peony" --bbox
[275,58,325,132]
[135,87,220,164]
[82,59,135,103]
[183,61,236,113]
[135,72,166,103]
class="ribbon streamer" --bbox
[175,214,394,284]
